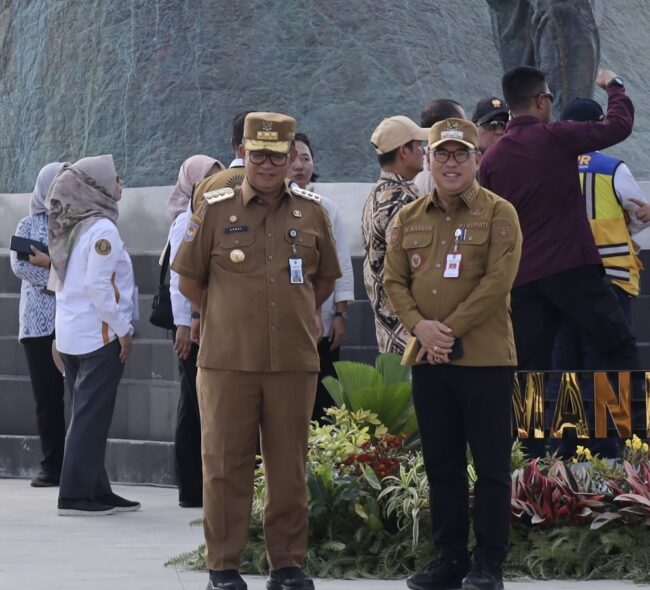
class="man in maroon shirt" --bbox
[480,66,638,371]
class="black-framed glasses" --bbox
[480,120,507,132]
[248,151,288,166]
[431,149,476,163]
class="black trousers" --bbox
[312,338,340,422]
[175,341,203,504]
[511,265,639,371]
[412,364,514,564]
[22,334,66,475]
[59,339,123,500]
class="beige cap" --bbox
[429,118,478,150]
[370,116,429,154]
[243,112,296,154]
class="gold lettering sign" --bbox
[594,372,632,438]
[550,372,589,438]
[646,372,650,438]
[513,373,545,439]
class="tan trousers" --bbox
[196,368,317,571]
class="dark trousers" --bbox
[22,333,66,475]
[412,364,514,564]
[548,283,633,458]
[511,266,639,371]
[175,341,203,504]
[59,339,123,500]
[312,338,340,422]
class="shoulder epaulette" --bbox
[290,185,322,203]
[203,187,235,205]
[192,167,244,211]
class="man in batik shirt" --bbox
[362,116,428,354]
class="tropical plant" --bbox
[322,353,418,437]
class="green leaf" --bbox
[375,353,411,385]
[363,465,382,490]
[322,376,345,407]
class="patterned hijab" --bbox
[168,155,224,219]
[30,162,69,216]
[47,154,121,290]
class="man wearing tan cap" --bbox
[362,115,428,355]
[384,119,521,590]
[173,112,341,590]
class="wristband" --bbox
[190,311,200,319]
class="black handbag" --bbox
[149,241,175,330]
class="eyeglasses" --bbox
[480,120,507,132]
[535,92,554,103]
[431,149,476,163]
[248,151,288,166]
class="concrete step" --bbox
[0,376,179,442]
[0,434,176,485]
[0,250,370,299]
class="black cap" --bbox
[472,97,509,125]
[560,97,604,122]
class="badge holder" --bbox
[443,228,463,278]
[288,229,304,284]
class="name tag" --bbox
[444,253,462,278]
[225,225,248,234]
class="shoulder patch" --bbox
[94,239,112,256]
[290,185,322,203]
[204,187,235,205]
[492,219,514,242]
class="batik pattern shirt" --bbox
[361,171,419,354]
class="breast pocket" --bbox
[214,232,256,273]
[459,230,489,274]
[284,231,318,274]
[401,232,434,273]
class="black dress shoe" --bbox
[207,569,247,590]
[96,492,141,512]
[57,498,116,516]
[30,470,60,487]
[267,567,314,590]
[179,499,203,508]
[407,557,471,590]
[461,559,504,590]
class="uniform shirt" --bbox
[172,178,341,373]
[55,218,135,355]
[319,196,354,335]
[479,86,634,288]
[384,181,522,367]
[10,213,56,340]
[168,212,192,327]
[361,171,419,354]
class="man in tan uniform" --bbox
[173,112,341,590]
[384,119,522,590]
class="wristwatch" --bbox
[607,77,624,88]
[190,311,200,319]
[335,311,348,320]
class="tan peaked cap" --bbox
[370,116,429,154]
[243,112,296,154]
[429,118,479,150]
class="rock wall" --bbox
[0,0,647,192]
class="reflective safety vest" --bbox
[578,151,642,296]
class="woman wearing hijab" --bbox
[167,155,223,507]
[10,162,68,487]
[48,154,138,516]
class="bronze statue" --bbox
[487,0,600,119]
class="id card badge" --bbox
[443,253,462,278]
[289,256,304,284]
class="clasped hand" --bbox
[413,319,454,365]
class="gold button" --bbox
[413,240,419,246]
[435,263,441,268]
[446,216,451,221]
[230,249,245,263]
[267,233,272,238]
[271,326,276,331]
[441,240,446,245]
[468,236,473,241]
[432,289,438,295]
[269,277,275,283]
[268,255,273,260]
[234,240,240,245]
[270,302,275,307]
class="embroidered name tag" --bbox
[459,222,488,230]
[404,225,433,233]
[225,225,249,234]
